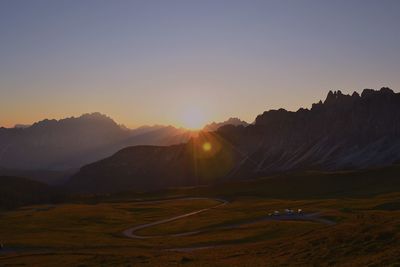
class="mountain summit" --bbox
[203,117,249,131]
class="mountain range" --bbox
[67,87,400,193]
[0,113,191,171]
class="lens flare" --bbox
[202,142,212,152]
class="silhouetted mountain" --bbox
[0,168,73,185]
[0,176,64,209]
[129,124,166,135]
[69,88,400,193]
[14,124,31,129]
[222,87,400,178]
[67,132,241,193]
[203,117,249,131]
[0,113,190,171]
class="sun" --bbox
[180,107,207,130]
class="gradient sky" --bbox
[1,0,400,128]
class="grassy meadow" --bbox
[1,169,400,266]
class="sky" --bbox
[1,0,400,129]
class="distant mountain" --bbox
[14,124,31,129]
[0,113,191,171]
[129,125,166,136]
[69,87,400,193]
[203,117,249,131]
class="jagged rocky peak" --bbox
[203,117,249,131]
[323,87,397,105]
[78,112,116,123]
[324,89,354,104]
[297,107,309,113]
[361,88,377,97]
[31,118,58,128]
[361,87,395,98]
[380,87,395,94]
[254,108,293,125]
[311,100,323,110]
[81,112,122,127]
[257,87,398,126]
[29,112,120,131]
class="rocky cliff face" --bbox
[69,88,400,193]
[219,87,400,178]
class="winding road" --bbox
[122,197,335,240]
[122,198,228,239]
[0,198,335,257]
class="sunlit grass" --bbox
[0,193,399,266]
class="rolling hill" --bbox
[0,176,64,209]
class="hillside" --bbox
[0,168,73,185]
[0,176,64,209]
[69,88,400,193]
[67,132,242,193]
